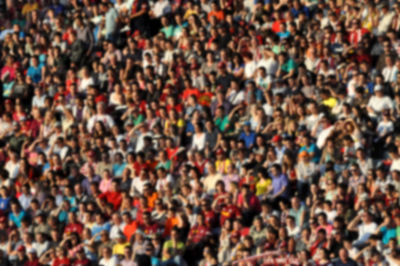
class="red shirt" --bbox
[73,258,91,266]
[99,191,122,210]
[64,222,84,236]
[237,193,261,212]
[188,225,211,244]
[181,87,201,101]
[203,210,218,229]
[272,20,285,33]
[166,147,178,160]
[166,104,183,114]
[194,159,208,175]
[198,92,214,107]
[28,119,42,138]
[220,204,241,226]
[133,162,148,176]
[348,28,369,46]
[140,222,161,236]
[310,239,328,257]
[52,258,70,266]
[25,259,40,266]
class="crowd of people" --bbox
[1,0,400,265]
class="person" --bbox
[333,248,357,266]
[268,164,289,202]
[347,212,377,249]
[2,0,400,265]
[99,246,118,266]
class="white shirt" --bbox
[135,132,153,153]
[32,241,50,257]
[287,225,300,238]
[357,222,377,244]
[305,114,320,130]
[0,119,12,137]
[390,158,400,172]
[152,0,171,18]
[110,223,126,240]
[5,160,19,180]
[87,114,115,132]
[347,78,358,98]
[99,256,119,266]
[378,11,395,34]
[227,90,245,105]
[257,57,278,76]
[367,96,394,113]
[377,120,394,137]
[79,77,94,93]
[263,103,274,117]
[32,95,46,108]
[305,57,320,72]
[244,61,257,79]
[52,145,70,161]
[18,193,32,210]
[155,174,173,192]
[192,133,206,151]
[382,66,397,83]
[130,178,148,196]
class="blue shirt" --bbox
[333,258,357,266]
[239,131,256,148]
[277,31,290,40]
[27,65,42,83]
[58,210,68,224]
[0,197,10,211]
[112,163,127,177]
[105,7,118,36]
[380,226,396,245]
[291,6,310,18]
[299,143,319,163]
[9,210,26,228]
[271,173,289,198]
[92,222,111,241]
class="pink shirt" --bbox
[99,178,112,193]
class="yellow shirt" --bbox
[165,119,185,132]
[256,178,271,196]
[22,3,38,16]
[215,159,231,174]
[112,242,130,255]
[322,97,337,109]
[184,9,198,20]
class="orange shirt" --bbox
[146,192,158,210]
[182,87,201,101]
[123,221,138,242]
[208,10,225,22]
[163,216,179,238]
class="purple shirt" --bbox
[271,173,289,198]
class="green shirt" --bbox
[161,25,174,39]
[156,160,171,170]
[162,240,185,260]
[281,58,297,74]
[396,226,400,245]
[133,114,144,126]
[215,116,230,132]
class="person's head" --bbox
[316,229,326,241]
[339,248,349,262]
[362,211,373,223]
[102,246,112,259]
[270,164,282,176]
[170,227,180,240]
[317,213,328,225]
